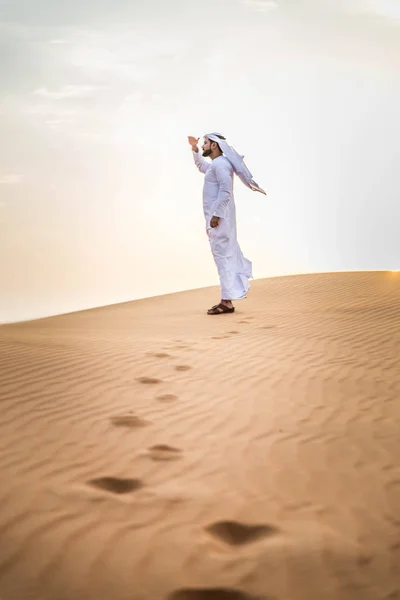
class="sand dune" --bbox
[0,271,399,600]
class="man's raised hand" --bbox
[188,136,200,151]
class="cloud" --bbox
[59,28,188,87]
[33,84,105,99]
[0,174,23,184]
[313,0,400,20]
[0,23,196,141]
[244,0,278,12]
[362,0,400,20]
[322,0,400,19]
[48,39,70,45]
[242,0,400,20]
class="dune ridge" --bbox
[0,271,399,600]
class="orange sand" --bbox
[0,271,399,600]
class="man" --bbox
[188,132,266,315]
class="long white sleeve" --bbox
[213,161,233,219]
[192,149,210,174]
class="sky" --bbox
[0,0,399,323]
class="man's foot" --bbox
[207,302,235,315]
[221,299,233,309]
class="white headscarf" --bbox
[205,132,266,195]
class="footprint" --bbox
[147,444,182,461]
[260,326,276,330]
[88,477,142,495]
[228,331,239,335]
[205,520,278,546]
[385,593,400,600]
[157,394,178,402]
[357,554,372,566]
[151,353,171,358]
[175,365,191,372]
[110,415,151,428]
[168,589,260,600]
[137,377,162,385]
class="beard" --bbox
[202,149,212,157]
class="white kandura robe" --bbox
[193,149,253,301]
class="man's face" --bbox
[202,138,213,157]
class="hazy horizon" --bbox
[1,0,399,323]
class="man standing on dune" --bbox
[188,132,266,315]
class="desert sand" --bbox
[0,271,399,600]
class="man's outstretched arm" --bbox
[188,135,210,174]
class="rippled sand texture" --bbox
[0,271,399,600]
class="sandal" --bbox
[207,303,235,315]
